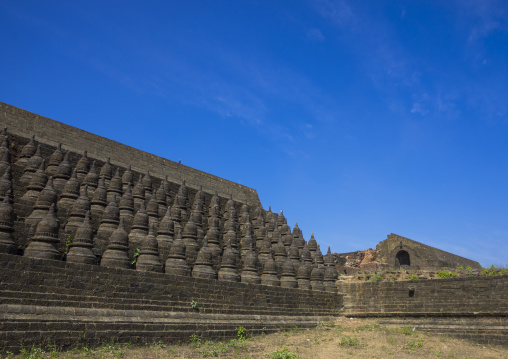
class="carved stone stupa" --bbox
[24,204,60,260]
[165,230,190,277]
[101,217,130,269]
[66,211,96,265]
[136,224,163,273]
[0,195,17,254]
[218,240,240,282]
[192,236,217,280]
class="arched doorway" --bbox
[396,250,410,267]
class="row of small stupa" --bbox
[0,128,339,292]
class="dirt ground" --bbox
[4,317,507,359]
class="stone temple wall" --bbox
[0,103,340,352]
[376,233,482,270]
[0,101,261,206]
[0,253,341,352]
[337,276,508,345]
[0,102,505,351]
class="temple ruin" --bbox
[0,101,506,351]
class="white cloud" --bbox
[306,28,325,42]
[312,0,354,26]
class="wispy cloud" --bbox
[166,43,342,144]
[312,0,508,125]
[461,0,508,42]
[306,28,325,42]
[312,0,354,26]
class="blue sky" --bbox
[1,1,507,266]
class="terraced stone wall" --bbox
[0,253,342,352]
[0,102,339,353]
[337,276,508,345]
[338,276,507,316]
[0,101,261,206]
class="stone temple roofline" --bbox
[0,101,260,206]
[382,233,481,267]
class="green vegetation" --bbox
[403,339,424,354]
[367,274,382,282]
[401,326,415,336]
[236,326,246,340]
[406,274,419,281]
[130,248,140,264]
[198,337,247,357]
[338,336,360,346]
[269,348,300,359]
[199,340,229,357]
[149,341,166,349]
[353,323,380,332]
[63,235,72,255]
[190,333,201,349]
[190,300,199,310]
[482,264,508,276]
[19,345,45,359]
[437,270,457,279]
[6,318,508,358]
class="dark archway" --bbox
[396,250,410,267]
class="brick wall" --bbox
[0,101,261,206]
[337,276,508,345]
[337,276,507,317]
[0,253,342,351]
[376,233,482,270]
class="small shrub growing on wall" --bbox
[481,264,508,276]
[368,274,382,282]
[437,270,456,279]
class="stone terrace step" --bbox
[0,290,333,316]
[379,318,508,346]
[0,303,333,352]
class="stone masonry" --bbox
[0,102,505,351]
[0,102,341,351]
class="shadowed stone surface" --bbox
[0,195,16,254]
[280,255,298,289]
[24,204,60,260]
[136,224,163,273]
[310,262,325,292]
[101,218,130,269]
[261,252,280,287]
[218,240,240,282]
[66,211,96,265]
[241,244,261,285]
[192,236,217,280]
[296,258,312,291]
[165,230,191,277]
